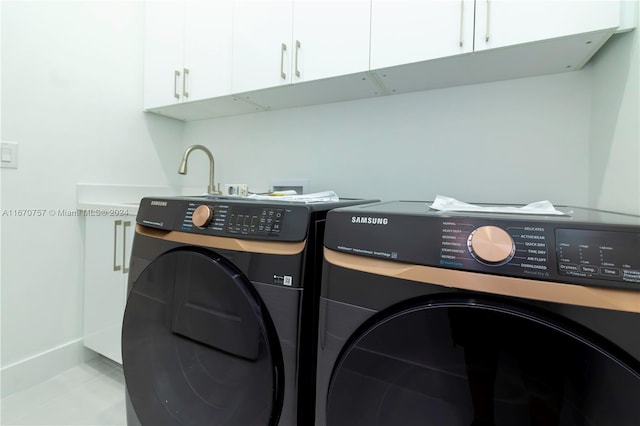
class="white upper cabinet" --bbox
[370,0,622,71]
[144,0,233,110]
[369,0,625,95]
[232,0,371,94]
[232,0,294,94]
[474,0,621,52]
[183,1,234,101]
[292,0,370,83]
[370,0,475,70]
[143,0,630,120]
[144,1,184,109]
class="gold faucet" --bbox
[178,145,221,195]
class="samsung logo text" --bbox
[351,216,389,225]
[150,201,168,207]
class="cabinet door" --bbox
[232,0,294,94]
[292,0,370,83]
[143,1,185,109]
[370,0,475,70]
[84,216,134,364]
[183,1,234,101]
[474,0,621,52]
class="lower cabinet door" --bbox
[83,215,134,364]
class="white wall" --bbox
[589,4,640,215]
[182,9,640,214]
[183,70,593,206]
[1,1,183,395]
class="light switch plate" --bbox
[1,141,18,169]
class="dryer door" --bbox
[326,298,640,425]
[122,248,284,426]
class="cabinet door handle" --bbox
[459,0,464,47]
[182,68,189,99]
[174,70,181,99]
[113,220,122,272]
[485,0,491,42]
[122,221,131,274]
[280,43,287,79]
[295,40,301,77]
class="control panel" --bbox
[555,229,640,284]
[325,203,640,291]
[182,202,286,236]
[136,197,311,242]
[437,219,640,288]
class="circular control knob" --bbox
[192,205,214,228]
[468,226,515,265]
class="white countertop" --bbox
[76,183,176,216]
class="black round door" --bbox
[122,248,284,426]
[327,298,640,426]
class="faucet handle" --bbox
[208,183,222,195]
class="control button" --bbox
[601,267,620,277]
[623,269,640,281]
[192,205,214,228]
[559,263,579,272]
[468,226,515,265]
[580,265,598,274]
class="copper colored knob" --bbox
[192,205,213,228]
[468,225,514,264]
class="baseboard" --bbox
[1,339,97,398]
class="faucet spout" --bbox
[178,144,220,195]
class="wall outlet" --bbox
[223,183,249,196]
[271,179,309,195]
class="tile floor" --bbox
[1,356,126,426]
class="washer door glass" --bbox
[327,299,640,426]
[122,248,284,426]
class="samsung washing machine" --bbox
[121,195,375,426]
[316,201,640,426]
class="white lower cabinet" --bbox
[83,215,134,364]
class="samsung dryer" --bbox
[122,196,375,426]
[316,201,640,425]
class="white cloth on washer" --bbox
[429,195,568,215]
